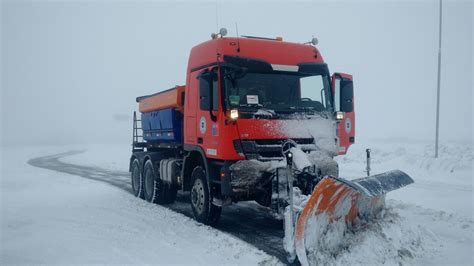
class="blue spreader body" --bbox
[141,108,183,143]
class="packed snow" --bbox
[1,139,472,265]
[0,146,279,265]
[261,115,338,156]
[333,139,473,265]
[290,147,313,170]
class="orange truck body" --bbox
[138,85,185,113]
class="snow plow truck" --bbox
[129,29,414,264]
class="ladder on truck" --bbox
[132,111,147,152]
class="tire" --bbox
[131,159,144,199]
[143,160,176,204]
[190,166,221,225]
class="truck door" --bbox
[196,67,220,158]
[332,73,355,154]
[184,72,198,144]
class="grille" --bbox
[234,138,316,161]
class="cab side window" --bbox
[199,70,218,111]
[212,79,218,111]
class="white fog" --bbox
[1,1,473,265]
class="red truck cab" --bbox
[184,36,354,159]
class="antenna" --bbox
[215,0,219,32]
[435,0,443,158]
[235,22,241,52]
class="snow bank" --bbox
[1,146,279,265]
[304,200,437,266]
[338,141,473,178]
[336,139,473,264]
[337,140,473,214]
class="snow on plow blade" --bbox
[293,170,414,265]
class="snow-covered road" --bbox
[1,140,473,265]
[26,150,290,263]
[2,147,280,264]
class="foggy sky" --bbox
[1,0,472,147]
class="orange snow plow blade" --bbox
[294,170,414,265]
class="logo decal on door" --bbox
[345,118,352,134]
[199,116,207,134]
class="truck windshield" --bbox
[223,68,333,114]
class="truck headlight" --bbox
[229,109,239,120]
[336,111,344,121]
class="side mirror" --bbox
[332,73,353,112]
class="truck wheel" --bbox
[131,159,144,199]
[190,166,221,225]
[143,160,176,204]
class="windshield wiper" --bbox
[288,106,315,112]
[237,105,279,118]
[239,103,263,108]
[285,106,333,118]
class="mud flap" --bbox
[292,170,414,265]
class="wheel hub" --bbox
[145,170,153,195]
[191,178,205,214]
[132,166,140,191]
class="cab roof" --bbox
[187,37,325,73]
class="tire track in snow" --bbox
[28,151,293,265]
